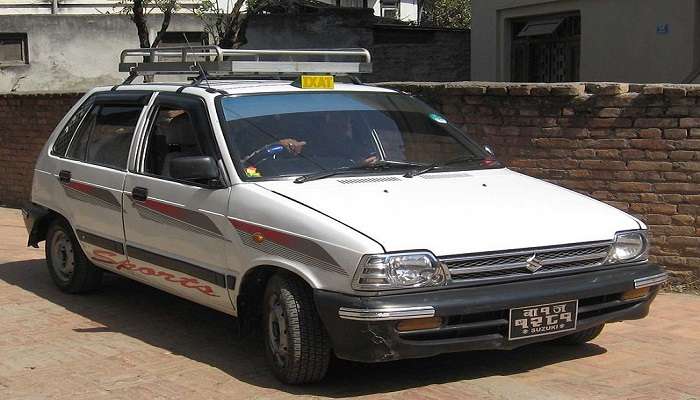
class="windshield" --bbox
[218,92,494,180]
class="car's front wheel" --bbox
[263,273,331,384]
[45,219,103,293]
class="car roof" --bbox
[94,79,397,97]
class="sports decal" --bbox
[229,218,348,276]
[128,195,227,241]
[90,249,220,297]
[62,180,121,211]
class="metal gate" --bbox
[511,14,580,83]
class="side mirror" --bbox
[169,156,220,184]
[484,145,495,156]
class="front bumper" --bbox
[315,262,665,363]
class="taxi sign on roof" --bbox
[300,75,334,89]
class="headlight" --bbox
[606,230,648,264]
[352,252,448,291]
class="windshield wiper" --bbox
[403,155,483,178]
[294,160,426,184]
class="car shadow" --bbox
[0,258,607,398]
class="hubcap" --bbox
[267,294,289,368]
[50,230,75,283]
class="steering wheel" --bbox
[247,143,295,165]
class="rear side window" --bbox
[51,99,93,157]
[66,105,98,161]
[86,105,143,170]
[65,104,143,170]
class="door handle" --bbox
[58,170,71,184]
[131,186,148,202]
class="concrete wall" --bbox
[0,14,205,93]
[381,81,700,278]
[0,11,469,92]
[472,0,700,83]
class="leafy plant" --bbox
[421,0,471,29]
[194,0,249,49]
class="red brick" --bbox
[629,139,675,150]
[680,117,700,128]
[639,128,662,138]
[628,161,673,171]
[609,182,653,192]
[634,118,678,128]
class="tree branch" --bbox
[132,0,151,48]
[151,6,173,48]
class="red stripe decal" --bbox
[141,199,187,220]
[66,181,96,194]
[229,218,295,247]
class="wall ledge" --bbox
[375,81,700,97]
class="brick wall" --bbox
[1,84,699,278]
[381,82,700,278]
[368,25,470,82]
[0,92,82,207]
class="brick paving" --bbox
[0,207,698,400]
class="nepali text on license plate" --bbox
[508,299,578,340]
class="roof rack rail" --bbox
[119,46,372,83]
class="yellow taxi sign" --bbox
[300,75,334,89]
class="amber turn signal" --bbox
[621,287,650,301]
[396,317,443,332]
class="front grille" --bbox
[442,242,612,283]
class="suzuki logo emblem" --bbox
[525,254,544,273]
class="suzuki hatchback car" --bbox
[23,47,667,384]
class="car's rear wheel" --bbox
[45,220,103,293]
[263,273,331,384]
[555,324,605,345]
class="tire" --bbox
[554,324,605,345]
[45,219,103,294]
[263,273,331,384]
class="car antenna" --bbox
[182,33,211,90]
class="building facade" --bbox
[471,0,700,83]
[0,1,465,92]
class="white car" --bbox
[23,47,667,384]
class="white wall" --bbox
[0,14,206,93]
[0,0,206,14]
[472,0,700,83]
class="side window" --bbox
[144,105,217,182]
[52,99,93,157]
[66,105,98,161]
[86,105,143,170]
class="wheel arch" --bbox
[236,264,316,330]
[23,203,69,247]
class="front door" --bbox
[122,93,234,314]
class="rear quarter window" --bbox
[51,99,94,157]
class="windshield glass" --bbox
[218,92,493,180]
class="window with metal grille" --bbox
[0,33,28,65]
[510,13,580,83]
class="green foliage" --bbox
[422,0,471,29]
[193,0,249,48]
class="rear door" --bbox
[121,93,234,314]
[56,91,152,268]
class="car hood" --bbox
[255,169,642,256]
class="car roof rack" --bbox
[119,46,372,84]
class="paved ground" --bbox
[0,208,698,400]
